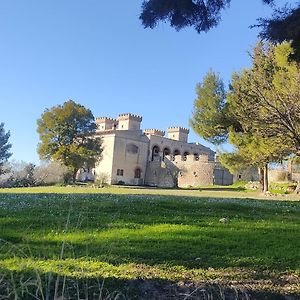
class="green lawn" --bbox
[0,186,299,299]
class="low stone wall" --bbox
[145,159,233,188]
[145,161,175,187]
[268,169,288,182]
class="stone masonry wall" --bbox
[145,155,233,188]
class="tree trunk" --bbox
[263,164,269,193]
[259,167,264,192]
[72,168,78,184]
[294,181,300,194]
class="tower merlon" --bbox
[96,117,117,131]
[117,113,143,122]
[167,127,189,142]
[144,129,165,137]
[167,127,189,134]
[117,113,142,130]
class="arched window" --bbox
[163,147,171,160]
[134,168,141,179]
[183,151,190,161]
[194,153,199,161]
[173,149,181,161]
[126,144,139,154]
[151,145,161,161]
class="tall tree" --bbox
[227,41,300,191]
[0,123,12,175]
[190,71,240,145]
[190,42,296,192]
[228,42,300,156]
[37,100,102,183]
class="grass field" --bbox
[0,186,299,299]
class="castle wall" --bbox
[233,167,259,182]
[148,135,215,162]
[145,161,176,188]
[110,131,149,185]
[94,134,116,184]
[145,155,233,187]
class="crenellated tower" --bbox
[167,127,189,143]
[117,113,142,130]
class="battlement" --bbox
[117,113,142,131]
[167,127,189,142]
[96,117,117,131]
[96,117,117,123]
[117,113,143,122]
[144,129,165,137]
[168,127,190,134]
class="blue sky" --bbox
[0,0,291,163]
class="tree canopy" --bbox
[37,100,102,183]
[190,41,298,191]
[228,42,300,156]
[0,123,12,175]
[258,6,300,60]
[140,1,300,55]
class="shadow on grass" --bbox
[0,193,299,292]
[0,268,298,300]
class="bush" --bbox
[93,173,109,188]
[0,161,69,188]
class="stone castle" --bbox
[82,113,234,187]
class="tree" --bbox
[258,6,300,61]
[37,100,102,183]
[228,42,300,155]
[190,43,296,192]
[218,132,289,192]
[0,123,12,175]
[140,1,300,56]
[190,71,240,145]
[189,71,276,192]
[140,0,276,33]
[226,41,300,191]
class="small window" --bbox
[183,152,189,161]
[134,168,141,179]
[193,171,198,177]
[117,169,124,176]
[238,174,242,179]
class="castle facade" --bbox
[92,113,233,187]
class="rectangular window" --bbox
[117,169,124,176]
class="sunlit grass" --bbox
[0,187,299,297]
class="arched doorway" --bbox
[163,147,171,160]
[134,168,141,179]
[151,145,161,161]
[173,149,181,161]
